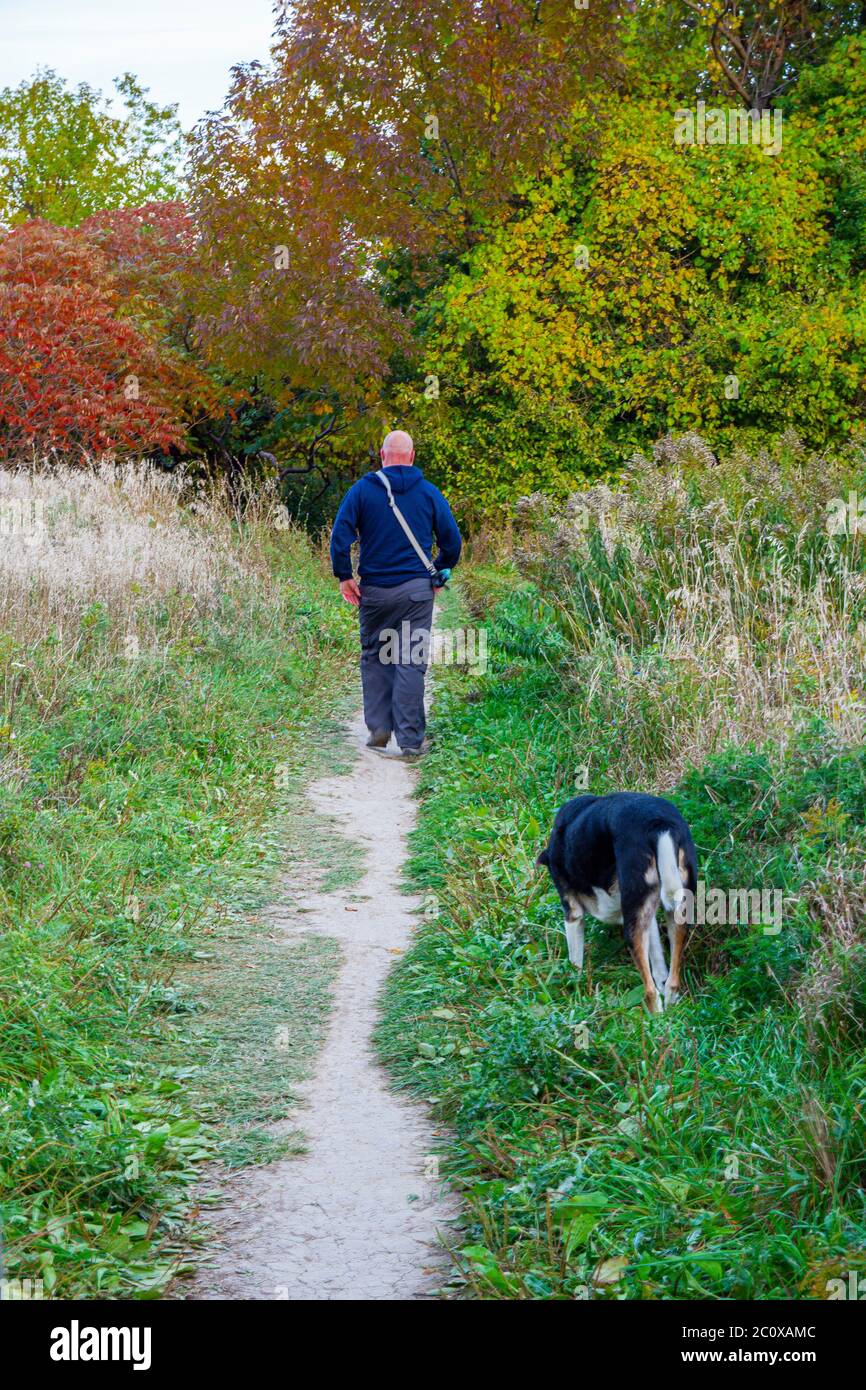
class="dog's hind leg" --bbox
[664,911,688,1006]
[648,914,668,996]
[625,892,663,1014]
[563,895,585,971]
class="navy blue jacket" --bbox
[330,466,462,587]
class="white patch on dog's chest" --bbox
[580,881,623,924]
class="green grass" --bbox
[378,570,866,1300]
[0,527,357,1298]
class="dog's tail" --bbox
[537,847,550,867]
[656,830,686,916]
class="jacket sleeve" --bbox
[431,486,463,570]
[329,483,362,580]
[328,483,361,581]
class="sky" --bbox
[0,0,278,129]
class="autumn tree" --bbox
[188,0,615,485]
[82,202,242,455]
[0,221,185,459]
[395,28,866,513]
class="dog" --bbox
[537,793,698,1013]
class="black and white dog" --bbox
[537,793,698,1013]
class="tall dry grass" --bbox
[515,436,866,787]
[0,462,295,643]
[0,463,313,749]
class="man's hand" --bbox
[339,578,361,606]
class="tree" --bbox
[401,43,866,509]
[82,202,230,445]
[0,70,184,228]
[0,221,184,458]
[676,0,864,109]
[789,32,866,270]
[188,0,615,446]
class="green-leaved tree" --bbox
[0,69,184,228]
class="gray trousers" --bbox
[359,577,435,750]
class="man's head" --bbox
[381,429,414,466]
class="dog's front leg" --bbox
[563,897,585,970]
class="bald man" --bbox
[329,431,462,758]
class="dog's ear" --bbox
[537,848,550,867]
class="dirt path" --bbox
[187,710,457,1301]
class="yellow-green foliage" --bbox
[402,38,866,515]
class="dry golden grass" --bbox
[516,439,866,788]
[0,462,297,662]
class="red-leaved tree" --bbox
[0,220,186,460]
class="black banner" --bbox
[3,1297,860,1376]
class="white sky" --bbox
[0,0,279,129]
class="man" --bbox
[330,430,462,758]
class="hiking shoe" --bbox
[370,739,429,760]
[397,740,429,759]
[366,729,391,749]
